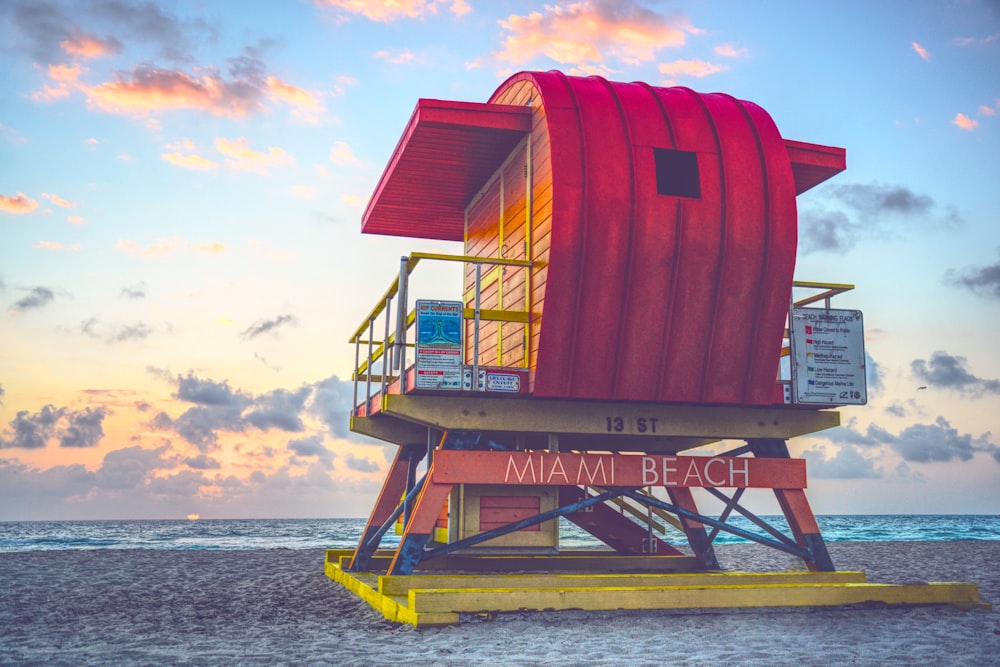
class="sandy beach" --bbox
[2,541,998,666]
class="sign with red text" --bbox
[414,300,463,390]
[790,308,867,405]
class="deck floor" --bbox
[324,550,989,627]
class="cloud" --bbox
[0,192,39,214]
[42,192,75,208]
[659,58,725,83]
[0,384,4,405]
[241,314,297,340]
[0,405,66,449]
[911,41,931,61]
[317,0,469,22]
[58,407,109,448]
[375,49,419,65]
[84,65,268,117]
[288,435,332,458]
[952,112,978,131]
[35,241,82,252]
[799,182,960,254]
[714,43,747,58]
[329,141,360,166]
[146,373,378,452]
[116,237,185,257]
[9,286,55,313]
[309,376,356,439]
[865,352,884,397]
[162,151,219,171]
[214,137,294,173]
[95,444,173,489]
[244,387,311,432]
[80,317,152,343]
[488,1,699,69]
[2,0,215,66]
[830,417,997,464]
[116,237,225,257]
[60,30,122,59]
[911,351,1000,396]
[120,282,147,299]
[0,404,109,449]
[175,373,250,407]
[344,452,381,473]
[183,454,221,470]
[945,250,1000,299]
[800,444,882,479]
[953,33,999,47]
[979,105,997,117]
[266,77,325,121]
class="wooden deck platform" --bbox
[324,550,990,627]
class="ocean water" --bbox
[1,515,998,553]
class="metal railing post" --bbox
[365,318,374,412]
[394,256,408,372]
[382,294,392,397]
[472,262,482,391]
[352,337,360,417]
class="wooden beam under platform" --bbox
[377,394,840,442]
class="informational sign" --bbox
[414,300,463,390]
[790,308,867,405]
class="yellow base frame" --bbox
[324,550,990,627]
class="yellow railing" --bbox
[350,251,534,414]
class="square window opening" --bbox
[654,148,701,198]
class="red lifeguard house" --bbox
[325,71,984,625]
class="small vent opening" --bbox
[654,148,701,198]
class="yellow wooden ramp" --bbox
[324,551,990,627]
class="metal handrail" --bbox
[350,251,535,415]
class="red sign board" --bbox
[432,451,806,489]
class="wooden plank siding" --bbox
[463,80,548,376]
[480,79,553,391]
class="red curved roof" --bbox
[490,72,844,405]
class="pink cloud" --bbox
[317,0,469,22]
[714,43,748,58]
[912,42,931,61]
[659,58,726,84]
[85,66,265,117]
[60,31,122,59]
[952,113,979,131]
[42,193,75,208]
[492,1,698,67]
[266,77,321,108]
[0,192,39,214]
[978,105,996,116]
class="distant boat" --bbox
[187,513,200,521]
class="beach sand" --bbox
[2,541,998,666]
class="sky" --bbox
[1,0,998,521]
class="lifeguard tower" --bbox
[325,71,985,625]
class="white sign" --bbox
[790,308,867,405]
[414,300,463,390]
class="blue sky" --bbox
[1,0,998,520]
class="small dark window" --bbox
[654,148,701,198]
